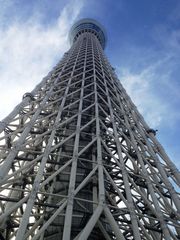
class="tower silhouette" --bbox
[0,18,180,240]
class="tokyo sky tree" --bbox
[0,18,180,240]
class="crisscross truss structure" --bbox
[0,19,180,240]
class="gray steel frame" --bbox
[0,27,180,240]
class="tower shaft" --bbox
[0,19,180,240]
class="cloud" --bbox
[153,24,180,53]
[0,0,84,120]
[117,55,180,129]
[151,2,180,54]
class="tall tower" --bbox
[0,18,180,240]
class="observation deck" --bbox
[69,18,107,49]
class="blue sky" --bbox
[0,0,179,168]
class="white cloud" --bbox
[118,57,180,128]
[0,0,84,120]
[153,24,180,52]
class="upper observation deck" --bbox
[69,18,107,49]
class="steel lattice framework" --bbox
[0,18,180,240]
